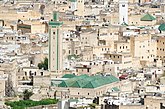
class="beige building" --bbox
[130,34,156,63]
[118,96,165,109]
[56,75,120,99]
[114,41,130,53]
[74,0,85,16]
[80,29,98,48]
[104,52,132,69]
[156,36,165,62]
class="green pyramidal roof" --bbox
[158,23,165,31]
[58,75,119,88]
[121,22,128,26]
[140,13,156,21]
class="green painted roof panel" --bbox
[49,21,63,26]
[158,23,165,31]
[62,74,76,78]
[112,87,120,92]
[140,13,156,21]
[121,22,128,26]
[59,74,119,89]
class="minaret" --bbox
[70,0,77,11]
[48,11,63,73]
[161,0,165,13]
[119,0,128,24]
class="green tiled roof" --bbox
[121,22,128,26]
[158,23,165,31]
[140,13,156,21]
[58,75,119,88]
[62,74,76,78]
[49,21,63,26]
[69,99,79,102]
[59,74,89,87]
[138,26,145,29]
[111,87,120,92]
[17,25,31,29]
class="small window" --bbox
[53,32,55,35]
[122,5,125,7]
[41,72,43,76]
[87,68,90,72]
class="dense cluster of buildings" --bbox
[0,0,165,108]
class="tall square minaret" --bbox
[48,12,63,73]
[119,0,128,24]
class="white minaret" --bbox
[119,0,128,24]
[70,0,77,11]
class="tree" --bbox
[38,57,48,70]
[23,90,33,100]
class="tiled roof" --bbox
[140,13,156,21]
[158,23,165,31]
[111,87,120,92]
[58,75,119,88]
[121,22,128,26]
[62,74,76,78]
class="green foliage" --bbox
[5,99,58,109]
[162,71,165,77]
[89,103,97,109]
[38,57,48,70]
[23,90,33,100]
